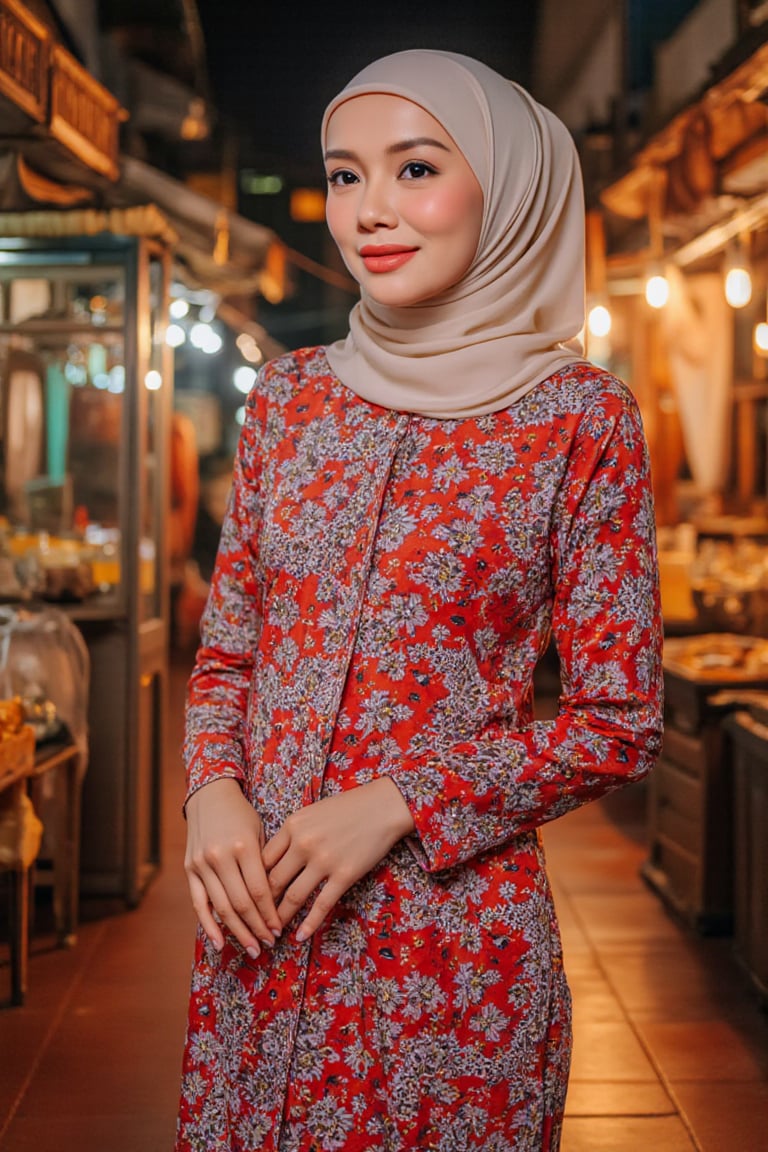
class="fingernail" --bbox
[246,945,260,960]
[295,926,308,943]
[260,936,275,949]
[271,927,282,939]
[211,938,223,953]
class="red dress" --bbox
[176,348,663,1151]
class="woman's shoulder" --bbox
[256,345,332,395]
[520,360,643,426]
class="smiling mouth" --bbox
[359,246,418,273]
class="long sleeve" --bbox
[381,391,664,872]
[182,384,267,805]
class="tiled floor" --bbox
[1,649,767,1151]
[548,793,768,1150]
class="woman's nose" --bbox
[357,180,397,229]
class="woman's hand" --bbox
[184,778,282,957]
[262,777,415,942]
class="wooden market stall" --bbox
[586,24,768,943]
[0,0,275,912]
[587,30,768,634]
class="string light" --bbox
[724,237,752,308]
[236,332,263,364]
[755,295,768,357]
[725,266,752,308]
[169,297,189,319]
[645,266,670,309]
[644,175,669,310]
[233,366,257,393]
[587,303,612,338]
[189,322,223,354]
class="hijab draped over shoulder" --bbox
[320,49,587,419]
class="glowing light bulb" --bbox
[169,298,189,319]
[190,323,223,354]
[754,321,768,356]
[724,235,753,308]
[236,332,263,364]
[725,266,752,308]
[588,304,612,338]
[233,366,257,394]
[645,273,669,309]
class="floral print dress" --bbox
[175,348,664,1152]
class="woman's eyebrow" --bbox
[387,136,451,154]
[324,137,451,162]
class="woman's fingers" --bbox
[237,851,282,936]
[294,879,345,942]
[263,781,414,939]
[273,865,316,928]
[272,866,341,940]
[186,853,274,954]
[187,870,225,949]
[185,833,281,951]
[184,779,282,952]
[261,825,288,873]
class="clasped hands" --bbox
[184,776,415,958]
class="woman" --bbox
[176,49,663,1151]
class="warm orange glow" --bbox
[260,243,287,304]
[725,266,752,308]
[290,188,327,223]
[645,273,669,309]
[181,98,209,141]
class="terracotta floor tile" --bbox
[0,922,111,1118]
[72,921,195,1016]
[0,917,105,1012]
[552,903,592,955]
[599,940,762,1022]
[16,1008,185,1120]
[636,1018,768,1082]
[0,1010,47,1117]
[561,1115,697,1151]
[565,1079,676,1116]
[671,1080,768,1152]
[568,892,686,948]
[558,951,604,978]
[544,836,647,895]
[567,970,626,1025]
[569,1021,658,1081]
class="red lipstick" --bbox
[359,245,418,273]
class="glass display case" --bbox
[0,233,171,904]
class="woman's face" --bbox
[324,94,484,308]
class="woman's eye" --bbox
[327,169,358,186]
[400,161,436,180]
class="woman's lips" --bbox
[359,246,418,273]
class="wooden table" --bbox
[1,735,81,1007]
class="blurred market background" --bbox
[2,4,768,1149]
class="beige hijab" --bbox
[321,49,587,419]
